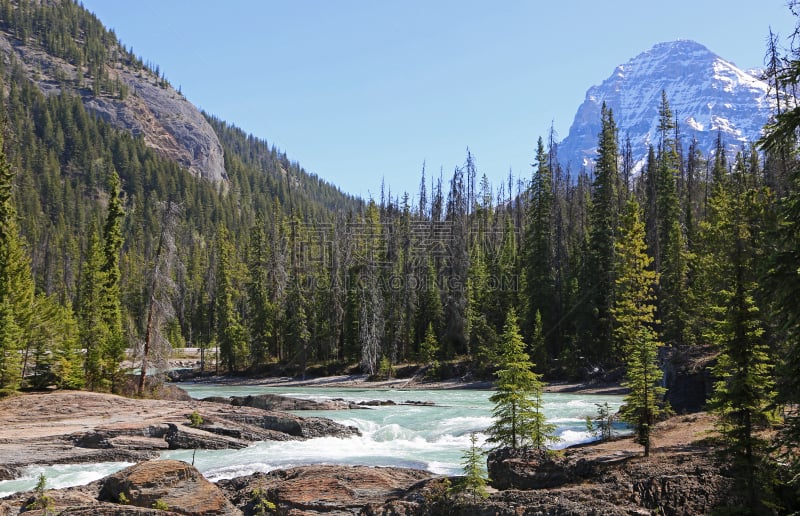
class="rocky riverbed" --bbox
[0,390,359,480]
[0,389,737,515]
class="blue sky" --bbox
[81,1,797,201]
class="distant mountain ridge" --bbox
[558,40,773,173]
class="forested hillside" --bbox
[0,0,795,389]
[0,0,361,390]
[0,0,799,510]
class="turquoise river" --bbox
[0,383,626,497]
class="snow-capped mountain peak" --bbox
[558,40,773,173]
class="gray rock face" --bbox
[559,40,774,174]
[205,393,363,411]
[0,33,227,184]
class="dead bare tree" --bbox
[138,200,182,395]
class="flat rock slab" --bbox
[0,391,358,471]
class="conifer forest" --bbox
[1,0,800,512]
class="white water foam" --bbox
[0,462,133,498]
[1,387,626,496]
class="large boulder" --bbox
[227,393,355,411]
[99,460,241,516]
[220,412,360,439]
[217,465,432,514]
[487,448,592,490]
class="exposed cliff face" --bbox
[0,31,227,183]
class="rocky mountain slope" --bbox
[558,40,774,173]
[0,2,226,183]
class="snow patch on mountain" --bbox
[558,40,774,174]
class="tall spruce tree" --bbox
[653,92,689,348]
[99,170,126,390]
[709,158,777,512]
[487,308,556,451]
[613,199,665,457]
[357,201,385,375]
[757,11,800,507]
[761,80,800,513]
[443,163,469,358]
[523,137,554,361]
[582,103,620,365]
[78,229,111,390]
[214,225,248,373]
[246,216,275,369]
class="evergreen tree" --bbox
[762,144,800,514]
[458,432,489,501]
[415,258,443,353]
[0,299,22,390]
[356,201,385,375]
[0,129,34,390]
[49,300,83,389]
[613,199,665,457]
[443,163,469,358]
[652,92,689,348]
[581,103,620,364]
[419,322,439,366]
[77,230,111,390]
[284,279,310,375]
[711,286,776,512]
[760,18,800,506]
[466,231,498,371]
[214,226,248,373]
[246,216,274,369]
[710,158,777,511]
[99,170,126,390]
[487,308,556,451]
[522,137,554,360]
[529,310,545,369]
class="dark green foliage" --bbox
[457,432,489,501]
[99,170,126,390]
[522,138,555,364]
[188,410,203,428]
[586,402,615,441]
[419,322,439,365]
[77,230,110,390]
[487,308,556,451]
[246,217,274,369]
[0,9,798,509]
[760,12,800,510]
[26,473,53,513]
[613,199,665,457]
[214,225,248,373]
[0,128,34,391]
[0,298,22,389]
[580,104,620,364]
[648,93,689,348]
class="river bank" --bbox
[0,395,728,515]
[182,371,627,395]
[0,390,359,483]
